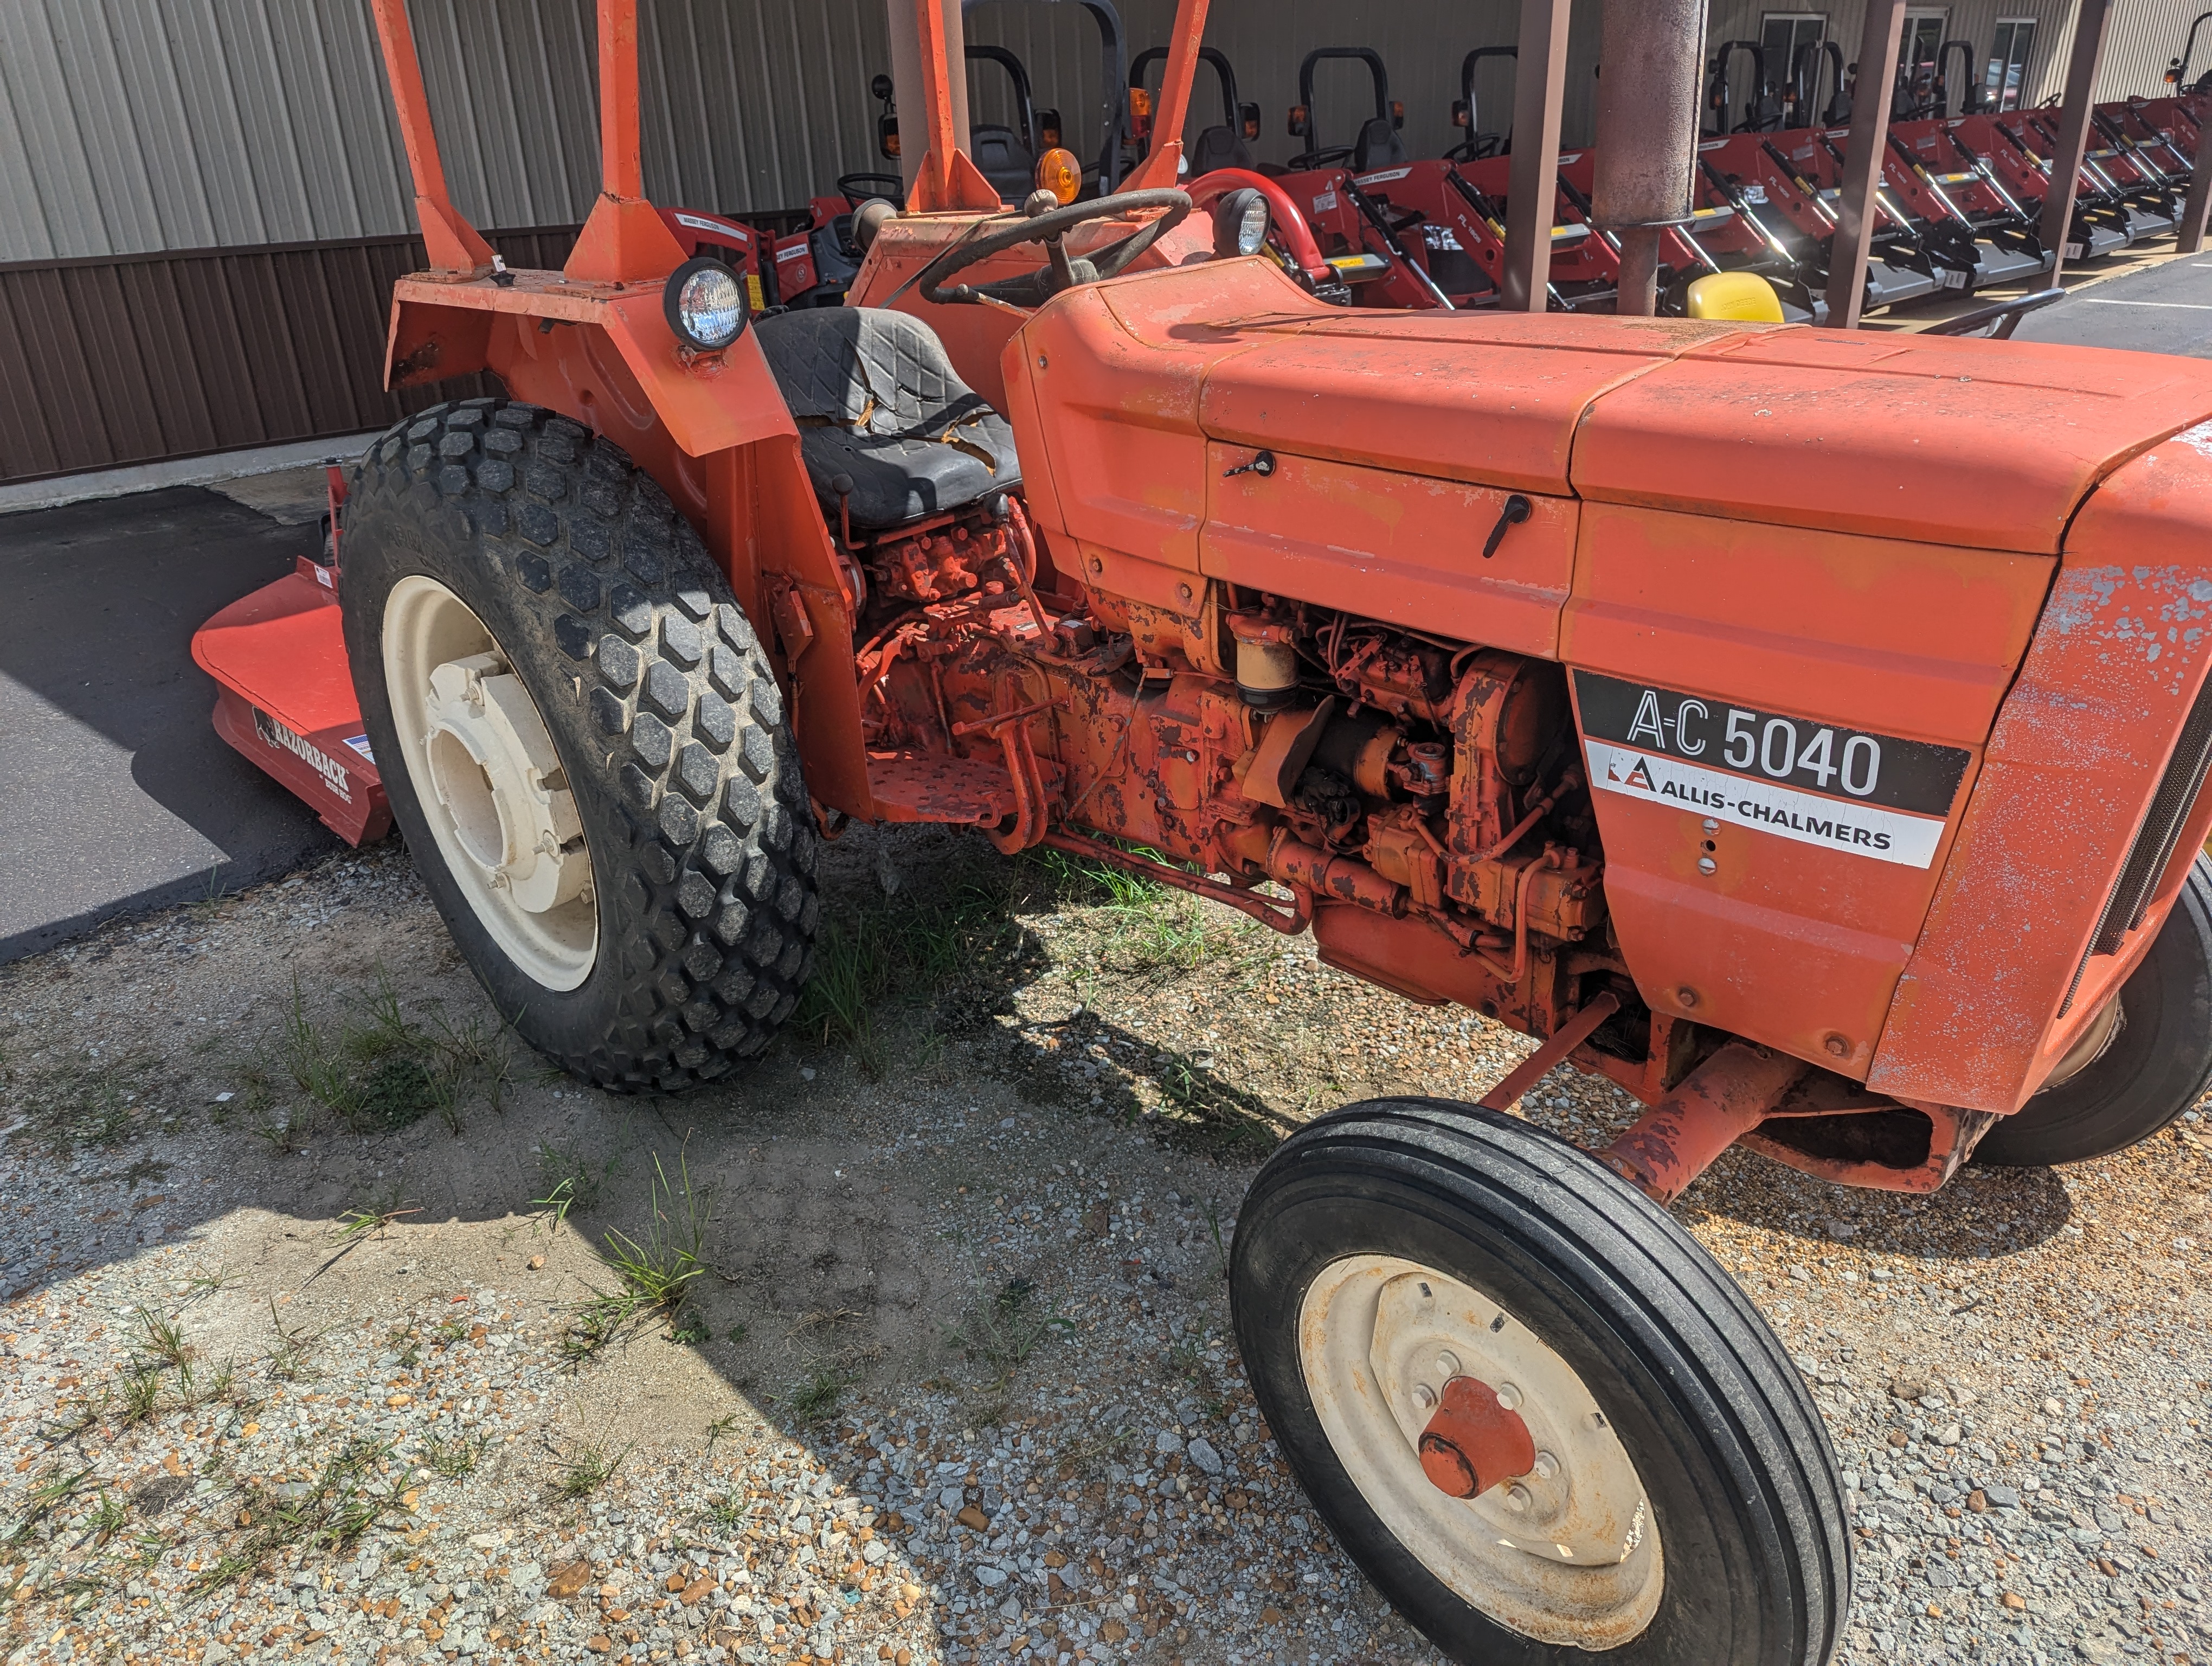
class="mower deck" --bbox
[191,558,389,847]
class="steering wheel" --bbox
[839,172,906,207]
[918,189,1192,307]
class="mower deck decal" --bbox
[1583,740,1948,867]
[1573,671,1970,818]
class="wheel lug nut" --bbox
[1496,1381,1523,1411]
[1504,1484,1532,1514]
[1412,1383,1436,1410]
[1436,1350,1461,1377]
[1532,1450,1559,1480]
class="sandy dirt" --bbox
[2,826,2209,1666]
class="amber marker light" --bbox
[1036,148,1083,206]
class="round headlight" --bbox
[664,257,748,352]
[1213,188,1272,259]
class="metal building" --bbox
[0,0,2197,485]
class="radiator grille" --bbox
[2066,670,2212,1017]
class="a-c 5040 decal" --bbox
[1573,671,1972,869]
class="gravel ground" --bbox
[2,828,2209,1666]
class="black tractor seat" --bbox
[754,307,1022,531]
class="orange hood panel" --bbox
[1573,327,2212,553]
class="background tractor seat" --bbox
[754,307,1022,530]
[1352,116,1407,172]
[1189,121,1256,174]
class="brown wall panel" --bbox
[0,227,580,484]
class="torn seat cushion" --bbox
[755,307,1023,529]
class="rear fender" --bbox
[382,274,873,820]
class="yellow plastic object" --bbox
[1685,271,1786,322]
[1035,148,1083,206]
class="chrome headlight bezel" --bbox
[663,255,749,352]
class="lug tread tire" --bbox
[1231,1099,1848,1666]
[1976,855,2212,1167]
[341,396,818,1091]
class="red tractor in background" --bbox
[192,2,2212,1661]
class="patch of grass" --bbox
[549,1438,631,1500]
[423,1432,488,1479]
[1204,1196,1230,1279]
[670,1311,711,1347]
[704,1413,741,1451]
[267,1299,320,1382]
[117,1366,165,1427]
[134,1306,190,1373]
[87,1492,128,1540]
[950,1278,1070,1391]
[2,1048,169,1154]
[785,1367,853,1425]
[792,913,884,1071]
[793,862,1037,1070]
[5,1464,91,1545]
[261,972,519,1138]
[700,1494,747,1532]
[599,1150,707,1316]
[532,1142,618,1231]
[197,1438,399,1590]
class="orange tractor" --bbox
[190,2,2212,1660]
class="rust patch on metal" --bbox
[1416,1375,1536,1500]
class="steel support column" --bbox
[1501,0,1572,311]
[888,0,972,197]
[2181,105,2212,253]
[2041,0,2115,284]
[1590,0,1703,316]
[1822,0,1907,327]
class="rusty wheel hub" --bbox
[1298,1255,1663,1649]
[1416,1373,1536,1498]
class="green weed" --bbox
[423,1432,489,1479]
[785,1367,852,1424]
[196,1438,400,1588]
[549,1438,631,1499]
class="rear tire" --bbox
[340,396,818,1091]
[1976,855,2212,1167]
[1230,1100,1847,1665]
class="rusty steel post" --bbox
[1599,1043,1808,1205]
[1822,0,1908,327]
[2040,0,2117,284]
[887,0,972,197]
[1501,0,1572,311]
[1589,0,1703,316]
[2181,107,2212,253]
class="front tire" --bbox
[1977,855,2212,1167]
[1231,1100,1847,1665]
[340,396,818,1091]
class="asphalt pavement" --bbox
[2014,247,2212,354]
[0,486,341,962]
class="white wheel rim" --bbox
[1298,1254,1663,1650]
[382,575,598,991]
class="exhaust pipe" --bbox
[1590,0,1704,315]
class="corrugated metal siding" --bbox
[1701,0,2086,110]
[0,227,576,484]
[2093,0,2206,102]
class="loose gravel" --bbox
[2,830,2209,1666]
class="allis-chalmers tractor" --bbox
[189,2,2212,1661]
